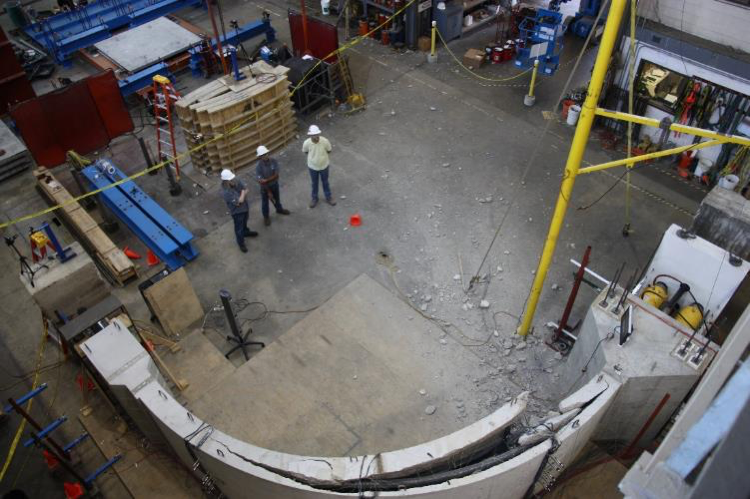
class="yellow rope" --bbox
[624,0,637,229]
[0,0,419,230]
[435,27,532,82]
[0,320,48,484]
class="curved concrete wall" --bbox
[83,322,622,498]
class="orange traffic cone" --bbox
[43,450,59,470]
[349,214,362,227]
[146,249,159,267]
[123,246,141,260]
[64,482,85,499]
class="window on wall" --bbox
[635,61,688,112]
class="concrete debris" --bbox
[503,348,512,357]
[493,330,499,337]
[479,300,490,309]
[420,304,428,312]
[419,389,427,396]
[515,342,527,350]
[496,266,503,273]
[340,195,347,199]
[503,250,510,255]
[353,375,358,380]
[442,162,451,168]
[439,338,448,345]
[453,274,461,281]
[430,106,437,111]
[505,364,516,373]
[425,405,437,415]
[203,210,210,215]
[424,295,432,302]
[551,283,561,291]
[517,356,527,362]
[554,352,564,360]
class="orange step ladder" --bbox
[152,75,182,179]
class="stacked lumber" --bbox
[0,119,34,182]
[176,61,297,172]
[33,167,137,286]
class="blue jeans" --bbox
[260,183,284,218]
[232,211,249,247]
[309,167,331,201]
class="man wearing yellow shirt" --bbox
[302,124,336,208]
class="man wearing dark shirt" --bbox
[221,169,258,253]
[255,145,290,227]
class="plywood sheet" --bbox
[142,268,204,336]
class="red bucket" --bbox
[492,47,504,64]
[562,99,575,120]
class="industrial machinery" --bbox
[559,224,748,451]
[566,0,605,39]
[514,8,565,76]
[514,0,604,75]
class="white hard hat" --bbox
[308,125,321,135]
[220,169,235,181]
[256,145,270,156]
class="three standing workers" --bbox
[220,124,336,253]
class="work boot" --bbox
[277,208,291,215]
[309,199,318,209]
[326,197,337,206]
[239,245,248,253]
[244,230,258,238]
[264,217,271,227]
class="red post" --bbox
[300,0,310,55]
[555,245,592,341]
[206,0,229,75]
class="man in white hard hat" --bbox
[255,145,290,227]
[221,169,257,253]
[302,124,336,208]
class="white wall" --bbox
[639,0,750,53]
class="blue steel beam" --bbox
[23,416,68,447]
[24,0,202,66]
[81,159,198,270]
[118,62,172,96]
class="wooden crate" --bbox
[177,61,298,173]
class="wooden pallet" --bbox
[176,61,298,173]
[33,167,137,286]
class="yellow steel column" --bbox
[517,0,628,337]
[528,59,539,98]
[431,21,437,57]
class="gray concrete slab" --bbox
[188,274,514,456]
[94,17,202,73]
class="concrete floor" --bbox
[0,0,706,496]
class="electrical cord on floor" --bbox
[386,264,516,348]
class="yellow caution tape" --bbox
[0,0,418,231]
[0,320,48,483]
[435,27,533,82]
